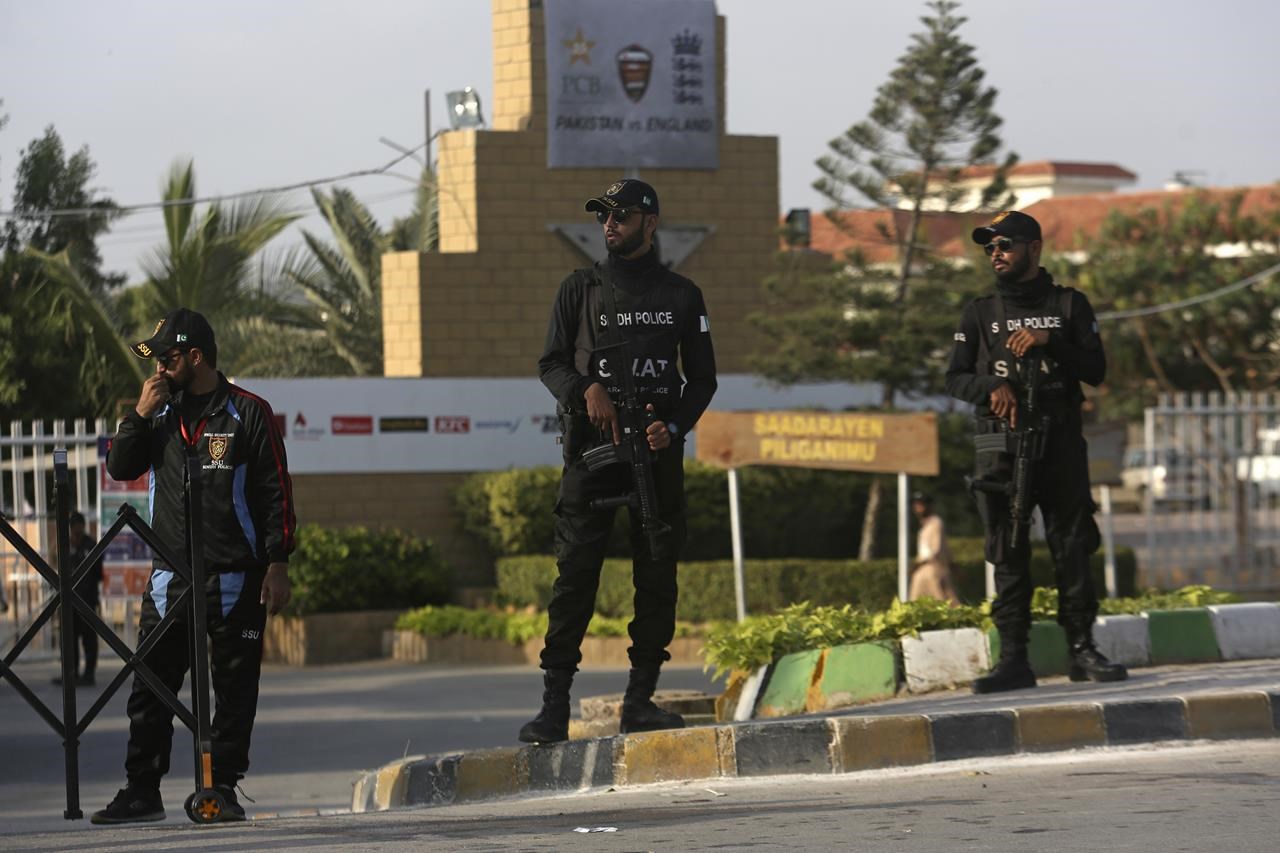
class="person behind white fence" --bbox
[51,511,104,687]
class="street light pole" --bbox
[424,89,432,167]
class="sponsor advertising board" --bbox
[233,375,908,474]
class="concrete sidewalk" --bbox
[350,659,1280,814]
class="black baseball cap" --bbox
[131,307,216,359]
[971,210,1042,245]
[585,178,659,216]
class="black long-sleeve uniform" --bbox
[945,269,1106,643]
[106,372,295,792]
[539,251,717,435]
[536,249,717,672]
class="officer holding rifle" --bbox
[945,210,1127,693]
[522,179,717,743]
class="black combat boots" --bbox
[619,665,685,734]
[1067,629,1128,683]
[518,669,574,744]
[972,644,1037,694]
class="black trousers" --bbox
[540,441,688,672]
[974,418,1100,646]
[124,567,266,791]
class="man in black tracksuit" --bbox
[92,308,295,824]
[946,210,1126,694]
[520,179,717,743]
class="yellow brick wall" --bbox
[381,1,779,378]
[368,1,781,587]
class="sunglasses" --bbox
[158,348,189,369]
[983,237,1024,256]
[595,208,646,225]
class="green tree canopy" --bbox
[1,122,130,420]
[1063,188,1280,419]
[751,0,1015,559]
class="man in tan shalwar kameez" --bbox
[910,492,959,604]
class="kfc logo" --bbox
[434,416,471,434]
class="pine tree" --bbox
[753,0,1016,560]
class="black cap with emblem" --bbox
[130,307,217,359]
[585,178,659,216]
[971,210,1042,245]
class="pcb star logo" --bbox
[563,27,595,65]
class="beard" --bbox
[606,226,647,258]
[994,251,1034,284]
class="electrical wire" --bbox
[1095,260,1280,321]
[0,144,428,220]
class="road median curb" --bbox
[350,687,1280,813]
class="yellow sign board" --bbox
[695,410,939,476]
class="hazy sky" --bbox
[2,0,1277,282]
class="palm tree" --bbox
[24,248,145,414]
[389,166,439,252]
[132,160,301,346]
[284,186,388,375]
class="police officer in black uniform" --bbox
[520,179,717,743]
[946,210,1127,693]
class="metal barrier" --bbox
[0,449,229,823]
[1,420,105,659]
[1143,392,1280,592]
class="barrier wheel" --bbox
[186,788,225,824]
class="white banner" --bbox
[544,0,718,169]
[233,375,906,475]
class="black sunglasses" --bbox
[595,208,646,225]
[982,237,1024,256]
[158,348,190,368]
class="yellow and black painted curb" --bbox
[351,687,1280,812]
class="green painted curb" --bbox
[812,641,898,710]
[988,621,1070,676]
[1148,608,1221,665]
[757,649,822,717]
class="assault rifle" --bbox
[968,352,1051,556]
[580,336,674,560]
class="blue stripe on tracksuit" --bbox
[232,464,259,559]
[149,569,174,619]
[148,569,250,619]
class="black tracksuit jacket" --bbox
[106,373,296,574]
[538,250,717,435]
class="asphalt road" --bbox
[0,658,722,835]
[5,738,1278,851]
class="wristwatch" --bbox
[666,422,679,437]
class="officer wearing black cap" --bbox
[92,307,296,824]
[945,211,1127,693]
[521,179,717,743]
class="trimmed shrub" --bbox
[285,524,450,616]
[453,413,1008,561]
[497,555,900,622]
[394,605,699,643]
[496,538,1137,621]
[950,537,1139,601]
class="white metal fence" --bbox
[0,419,144,657]
[1143,392,1280,592]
